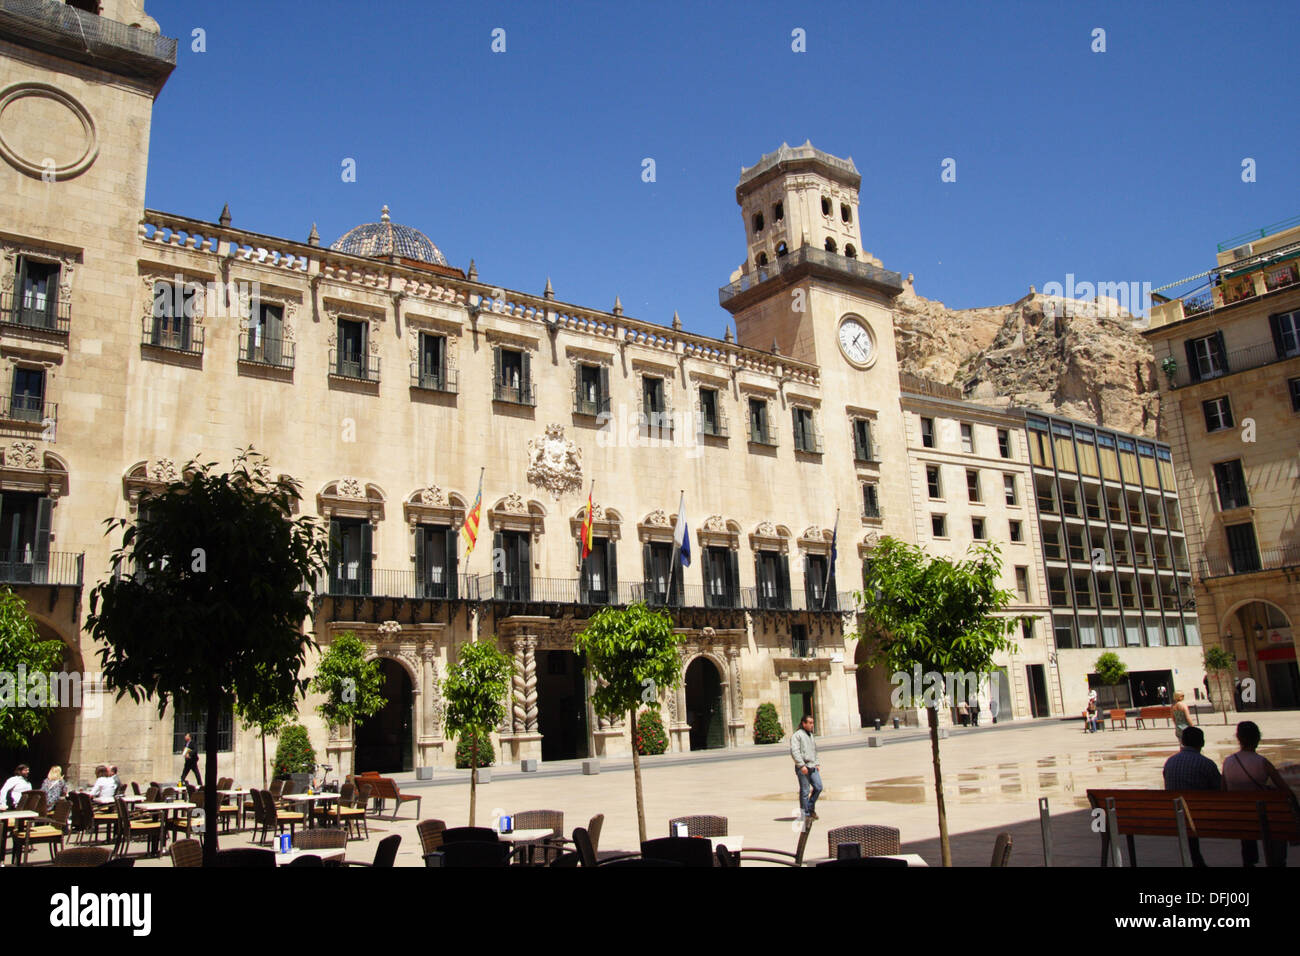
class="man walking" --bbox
[180,732,202,787]
[791,714,823,820]
[1162,726,1220,867]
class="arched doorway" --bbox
[0,619,80,783]
[1227,601,1297,710]
[354,659,413,773]
[685,657,725,751]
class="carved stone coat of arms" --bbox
[526,424,583,499]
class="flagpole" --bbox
[669,488,684,603]
[822,507,838,610]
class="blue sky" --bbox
[145,0,1299,338]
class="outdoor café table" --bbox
[280,791,339,828]
[217,789,250,830]
[804,852,929,867]
[98,793,143,805]
[497,827,559,865]
[0,810,37,866]
[136,801,196,851]
[274,847,346,866]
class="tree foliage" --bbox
[753,702,785,744]
[85,448,327,864]
[1203,645,1236,724]
[440,639,513,825]
[272,724,316,776]
[1094,651,1128,687]
[0,588,65,749]
[856,537,1021,867]
[311,631,385,731]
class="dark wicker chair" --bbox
[259,788,304,840]
[295,828,347,855]
[144,785,161,803]
[170,837,202,868]
[342,834,401,868]
[826,824,900,859]
[991,832,1012,867]
[441,826,498,844]
[112,796,161,859]
[12,797,70,864]
[285,854,323,867]
[511,809,564,865]
[668,814,727,837]
[641,836,714,868]
[17,790,45,814]
[439,841,510,868]
[211,848,276,867]
[573,827,598,867]
[417,819,447,854]
[727,819,814,867]
[52,846,112,867]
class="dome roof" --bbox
[329,205,448,266]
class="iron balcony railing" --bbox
[238,333,295,370]
[0,395,54,426]
[0,0,177,66]
[330,347,379,382]
[411,364,458,394]
[697,403,728,438]
[1171,339,1300,388]
[0,290,71,335]
[317,569,482,599]
[640,404,675,432]
[1199,545,1300,580]
[718,245,904,305]
[141,317,204,355]
[493,378,535,406]
[862,501,881,520]
[0,550,83,586]
[476,575,645,605]
[573,392,610,417]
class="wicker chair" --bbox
[67,791,90,844]
[334,783,370,840]
[170,837,202,868]
[12,797,70,864]
[990,832,1012,867]
[259,788,304,839]
[53,846,112,867]
[295,828,347,852]
[144,785,161,803]
[512,809,564,865]
[668,814,727,837]
[826,824,901,859]
[17,790,45,814]
[417,819,447,854]
[285,854,324,867]
[248,788,266,844]
[112,797,161,859]
[342,833,400,868]
[641,836,714,868]
[130,781,142,796]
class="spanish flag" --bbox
[461,468,484,555]
[580,482,595,562]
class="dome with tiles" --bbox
[329,205,448,266]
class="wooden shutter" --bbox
[414,525,426,597]
[1184,339,1201,383]
[1269,313,1287,359]
[517,532,530,600]
[753,552,762,606]
[521,351,532,403]
[792,407,802,449]
[359,521,372,593]
[642,542,654,602]
[777,554,791,609]
[265,305,283,365]
[606,539,618,602]
[493,347,502,393]
[1212,330,1228,373]
[578,538,590,604]
[445,526,458,600]
[702,546,715,605]
[45,264,59,327]
[13,258,26,323]
[598,365,610,413]
[726,550,740,608]
[493,531,504,597]
[804,555,816,608]
[35,497,52,583]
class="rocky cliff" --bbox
[893,279,1159,437]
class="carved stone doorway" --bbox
[537,648,589,761]
[354,659,414,773]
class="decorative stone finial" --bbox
[1029,284,1036,294]
[671,311,681,331]
[724,326,735,343]
[544,277,555,300]
[772,339,781,355]
[467,259,478,281]
[613,296,623,317]
[380,205,391,223]
[218,203,231,228]
[307,223,320,246]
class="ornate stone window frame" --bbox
[139,269,211,327]
[636,509,677,544]
[122,458,191,513]
[857,531,880,559]
[323,298,385,355]
[317,477,386,528]
[405,313,462,373]
[748,521,792,555]
[697,515,741,550]
[2,444,68,505]
[487,494,546,562]
[2,239,80,334]
[402,486,467,530]
[568,504,622,544]
[240,281,300,343]
[798,526,833,556]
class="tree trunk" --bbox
[927,704,951,867]
[469,735,478,827]
[630,708,646,844]
[260,729,268,789]
[202,689,221,866]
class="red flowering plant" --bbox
[634,708,668,755]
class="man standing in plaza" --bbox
[791,714,823,820]
[181,732,202,788]
[1162,726,1220,867]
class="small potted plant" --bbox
[1159,356,1178,387]
[753,702,785,744]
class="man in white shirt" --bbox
[0,764,31,809]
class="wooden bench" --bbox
[362,776,421,820]
[1087,787,1300,866]
[1135,706,1172,728]
[1108,709,1129,730]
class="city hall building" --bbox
[0,0,1210,783]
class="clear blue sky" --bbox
[145,0,1299,338]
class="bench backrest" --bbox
[1108,709,1126,719]
[1086,788,1300,840]
[1138,706,1172,719]
[367,777,399,799]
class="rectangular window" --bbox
[920,417,934,448]
[575,363,609,416]
[862,483,880,518]
[972,517,986,540]
[246,300,286,366]
[960,423,974,453]
[494,347,531,404]
[791,623,811,658]
[792,407,819,453]
[1003,474,1018,506]
[417,332,447,390]
[1078,617,1098,647]
[703,545,738,608]
[414,524,457,599]
[493,530,531,601]
[1213,459,1249,510]
[644,541,678,607]
[966,470,981,502]
[1009,520,1022,543]
[926,466,942,499]
[1054,616,1076,649]
[931,514,947,537]
[698,387,721,436]
[336,318,367,379]
[1201,396,1233,432]
[1185,332,1228,382]
[580,538,616,605]
[9,367,44,423]
[173,703,234,754]
[329,517,372,595]
[1015,566,1030,602]
[755,550,790,610]
[1225,522,1261,573]
[748,398,772,444]
[13,258,60,329]
[1270,310,1300,359]
[997,428,1011,458]
[152,281,196,351]
[852,419,874,461]
[1022,619,1034,641]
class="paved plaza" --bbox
[129,711,1300,867]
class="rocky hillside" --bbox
[892,277,1159,437]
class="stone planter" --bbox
[415,766,433,781]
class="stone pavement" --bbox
[133,711,1300,867]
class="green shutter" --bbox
[445,526,458,599]
[606,539,618,601]
[414,525,426,596]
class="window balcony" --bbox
[316,569,481,600]
[493,378,535,406]
[0,291,70,338]
[573,392,610,417]
[141,318,203,356]
[1166,339,1300,389]
[411,364,458,394]
[329,347,379,382]
[238,333,295,370]
[1199,544,1300,579]
[0,550,82,587]
[0,395,54,429]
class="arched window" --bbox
[820,196,832,217]
[824,238,837,254]
[66,0,99,11]
[776,242,788,258]
[756,252,768,267]
[841,203,853,224]
[773,202,784,222]
[752,212,764,234]
[844,244,857,259]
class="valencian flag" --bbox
[580,482,595,562]
[461,468,484,555]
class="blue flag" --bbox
[674,492,691,567]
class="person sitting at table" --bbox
[41,766,68,805]
[0,764,31,809]
[109,765,122,794]
[89,765,117,802]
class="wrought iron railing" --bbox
[411,364,458,393]
[238,333,295,370]
[573,392,610,416]
[1171,339,1299,388]
[141,317,204,355]
[0,395,54,426]
[316,569,481,599]
[1199,545,1300,579]
[0,290,70,334]
[0,550,82,586]
[330,347,379,382]
[493,378,535,406]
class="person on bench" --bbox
[1163,726,1219,867]
[1222,720,1294,867]
[1084,692,1098,733]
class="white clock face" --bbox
[838,318,874,367]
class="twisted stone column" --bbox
[511,638,527,734]
[523,637,539,732]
